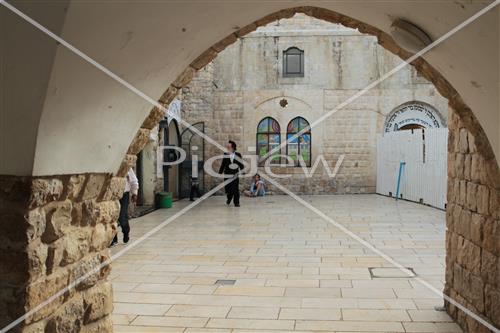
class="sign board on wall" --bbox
[384,101,443,132]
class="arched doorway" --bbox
[159,119,181,199]
[179,122,205,199]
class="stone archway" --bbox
[120,7,498,332]
[1,5,498,333]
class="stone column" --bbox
[0,174,124,332]
[445,109,500,332]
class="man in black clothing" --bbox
[189,177,201,201]
[218,140,244,207]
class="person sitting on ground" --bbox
[244,174,265,197]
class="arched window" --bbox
[286,117,311,167]
[283,47,304,77]
[256,117,281,166]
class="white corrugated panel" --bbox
[376,128,448,209]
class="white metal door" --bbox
[376,128,448,209]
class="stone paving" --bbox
[110,195,462,332]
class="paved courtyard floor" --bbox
[110,194,462,333]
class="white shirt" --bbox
[230,152,235,163]
[125,168,139,195]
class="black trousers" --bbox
[190,184,201,200]
[113,191,130,242]
[225,176,240,206]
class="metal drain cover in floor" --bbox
[369,267,417,278]
[215,279,236,285]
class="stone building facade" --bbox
[176,14,448,195]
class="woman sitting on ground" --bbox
[244,174,265,197]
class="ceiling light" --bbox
[390,19,432,53]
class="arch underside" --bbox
[2,1,498,176]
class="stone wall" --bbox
[445,109,500,332]
[179,14,448,195]
[0,174,123,332]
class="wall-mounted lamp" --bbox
[390,19,432,53]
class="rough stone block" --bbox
[90,224,114,252]
[172,67,196,89]
[141,106,164,130]
[99,177,125,202]
[254,8,296,26]
[471,154,483,183]
[42,200,72,244]
[81,174,108,202]
[27,242,48,280]
[469,273,485,312]
[455,153,464,179]
[457,208,471,238]
[80,315,112,333]
[116,154,137,177]
[490,189,499,219]
[29,178,64,208]
[82,282,113,324]
[25,270,70,323]
[190,48,218,70]
[464,154,471,180]
[447,152,456,178]
[71,202,83,227]
[451,203,462,233]
[60,233,89,267]
[66,175,87,201]
[456,236,481,275]
[46,243,63,275]
[235,22,258,37]
[468,131,478,153]
[459,180,467,206]
[212,33,238,52]
[158,85,179,106]
[127,128,150,155]
[481,250,499,288]
[71,253,103,292]
[26,207,46,242]
[458,128,469,154]
[44,294,84,333]
[99,201,120,225]
[476,185,490,215]
[485,284,500,327]
[470,213,484,246]
[482,218,500,255]
[465,182,478,212]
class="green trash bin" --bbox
[157,192,173,208]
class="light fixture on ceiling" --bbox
[390,19,432,53]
